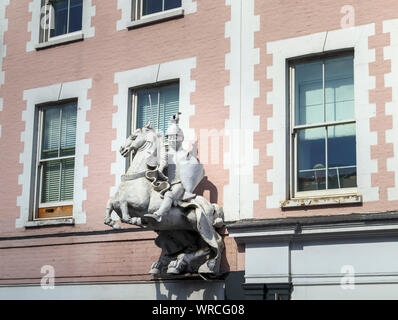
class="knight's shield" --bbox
[179,154,205,193]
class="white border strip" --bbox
[224,0,260,221]
[111,57,196,196]
[16,79,92,228]
[266,24,377,208]
[384,19,398,200]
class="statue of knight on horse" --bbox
[104,113,225,275]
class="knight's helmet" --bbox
[166,113,184,149]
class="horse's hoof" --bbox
[166,267,180,275]
[112,223,121,229]
[149,267,161,275]
[149,262,162,275]
[130,217,143,226]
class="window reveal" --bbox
[36,101,77,218]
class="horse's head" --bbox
[119,122,157,158]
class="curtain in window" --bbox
[42,107,61,159]
[136,83,179,134]
[42,160,61,203]
[60,103,77,156]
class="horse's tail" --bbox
[211,203,224,229]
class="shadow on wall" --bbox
[154,279,225,300]
[220,235,230,272]
[195,176,218,204]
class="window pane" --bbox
[142,0,162,15]
[327,123,357,189]
[325,56,354,122]
[41,160,61,203]
[297,128,326,192]
[68,0,83,33]
[137,88,159,129]
[60,102,77,157]
[50,0,68,37]
[164,0,181,10]
[42,107,61,159]
[60,158,75,201]
[295,61,323,125]
[158,84,179,134]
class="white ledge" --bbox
[228,217,398,243]
[24,218,75,228]
[281,194,362,208]
[126,8,184,30]
[35,31,84,50]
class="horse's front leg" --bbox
[104,199,120,229]
[120,200,131,224]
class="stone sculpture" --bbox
[104,113,225,275]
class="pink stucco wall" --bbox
[0,0,397,285]
[0,0,237,285]
[254,0,398,218]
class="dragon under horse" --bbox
[104,114,225,275]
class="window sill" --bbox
[126,8,184,30]
[24,217,75,228]
[281,194,362,208]
[35,32,84,50]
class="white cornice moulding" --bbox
[228,217,398,242]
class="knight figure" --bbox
[105,111,224,275]
[145,112,204,222]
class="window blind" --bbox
[40,102,77,204]
[136,83,179,134]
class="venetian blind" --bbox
[136,83,179,134]
[40,102,77,203]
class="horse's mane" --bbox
[131,126,164,166]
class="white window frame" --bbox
[17,79,91,228]
[34,101,77,220]
[289,51,358,200]
[266,25,377,209]
[132,0,182,20]
[28,0,95,52]
[42,0,83,43]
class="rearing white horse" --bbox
[104,123,224,275]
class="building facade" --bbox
[1,0,398,300]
